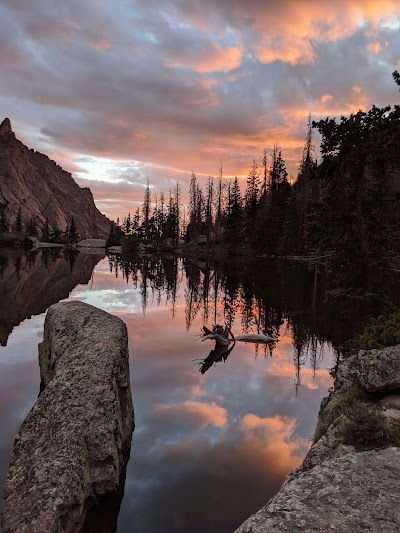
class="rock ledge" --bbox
[1,301,134,533]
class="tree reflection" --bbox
[107,253,390,390]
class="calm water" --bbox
[0,250,336,532]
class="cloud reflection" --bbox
[0,254,334,533]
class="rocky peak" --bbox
[0,118,111,239]
[0,118,13,136]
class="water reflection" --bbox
[196,325,277,374]
[0,250,336,533]
[0,248,104,346]
[107,254,338,390]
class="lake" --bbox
[0,249,336,532]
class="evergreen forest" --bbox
[115,72,400,303]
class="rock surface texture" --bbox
[235,345,400,533]
[0,117,110,238]
[1,301,134,533]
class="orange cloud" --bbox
[321,94,333,104]
[367,40,389,54]
[153,400,227,429]
[236,414,308,473]
[174,0,400,64]
[165,43,242,73]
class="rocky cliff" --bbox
[0,118,110,239]
[1,301,134,533]
[235,345,400,532]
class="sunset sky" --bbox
[1,0,400,220]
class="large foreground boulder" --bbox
[235,345,400,532]
[235,447,400,532]
[1,301,134,533]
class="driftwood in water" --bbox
[235,333,275,344]
[197,326,277,373]
[198,325,235,374]
[201,325,231,346]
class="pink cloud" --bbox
[153,400,227,429]
[172,0,400,64]
[2,0,400,217]
[165,43,242,73]
[236,413,308,473]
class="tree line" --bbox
[0,204,80,246]
[115,71,400,295]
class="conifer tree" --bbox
[205,177,214,244]
[41,218,50,242]
[262,149,268,195]
[26,216,38,237]
[50,224,61,243]
[0,204,8,232]
[15,207,22,233]
[124,213,132,234]
[226,177,242,247]
[67,217,80,244]
[216,161,223,239]
[188,172,199,242]
[142,178,151,241]
[245,159,260,212]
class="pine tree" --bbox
[15,207,22,233]
[106,221,123,247]
[173,181,181,243]
[270,146,288,194]
[262,149,268,195]
[41,218,50,242]
[187,172,205,243]
[124,213,132,234]
[215,161,223,240]
[142,178,151,241]
[50,224,61,243]
[226,177,242,248]
[245,160,260,213]
[67,217,80,244]
[188,172,199,242]
[0,204,8,232]
[299,114,316,180]
[205,177,214,244]
[26,216,38,237]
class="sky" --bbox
[1,0,400,220]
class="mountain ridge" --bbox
[0,118,110,239]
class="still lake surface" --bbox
[0,249,335,532]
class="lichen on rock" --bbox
[1,301,134,533]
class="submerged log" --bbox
[235,333,275,344]
[1,301,134,533]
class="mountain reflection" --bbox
[107,254,343,390]
[0,249,104,346]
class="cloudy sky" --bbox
[1,0,400,220]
